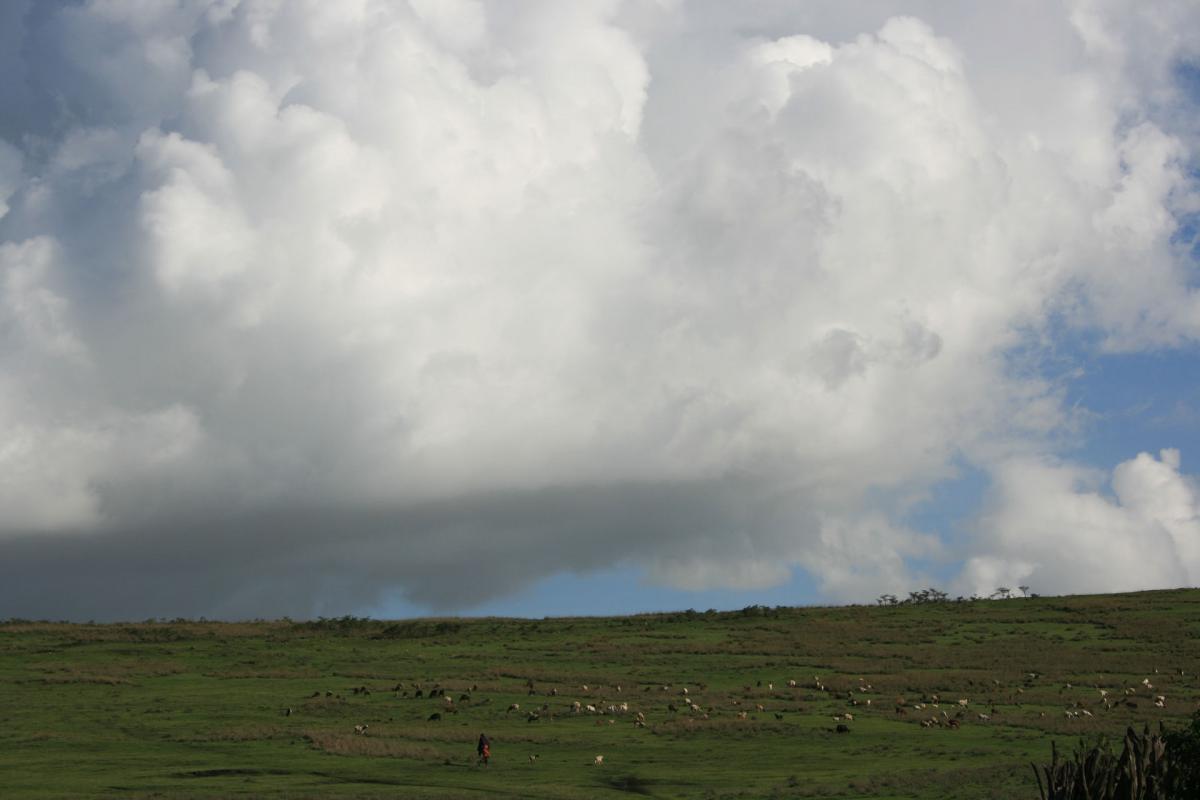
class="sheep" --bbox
[593,755,604,766]
[354,724,369,734]
[957,699,969,707]
[529,754,539,764]
[736,711,748,720]
[507,703,520,713]
[787,679,797,688]
[586,704,597,714]
[977,713,990,721]
[836,724,850,733]
[427,712,441,722]
[282,708,292,717]
[774,712,784,720]
[571,701,582,713]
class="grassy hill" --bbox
[2,589,1199,799]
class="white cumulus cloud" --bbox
[960,450,1200,596]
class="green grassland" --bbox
[2,589,1199,799]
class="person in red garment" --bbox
[477,732,491,767]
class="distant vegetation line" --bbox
[1,584,1057,626]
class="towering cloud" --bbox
[0,1,1198,619]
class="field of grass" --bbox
[2,589,1199,799]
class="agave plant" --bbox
[1033,725,1178,800]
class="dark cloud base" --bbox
[0,477,806,621]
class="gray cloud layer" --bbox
[1,1,1199,619]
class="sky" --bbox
[1,0,1199,621]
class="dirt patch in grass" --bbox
[204,667,321,679]
[21,674,132,685]
[180,723,293,743]
[300,696,351,714]
[303,730,449,760]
